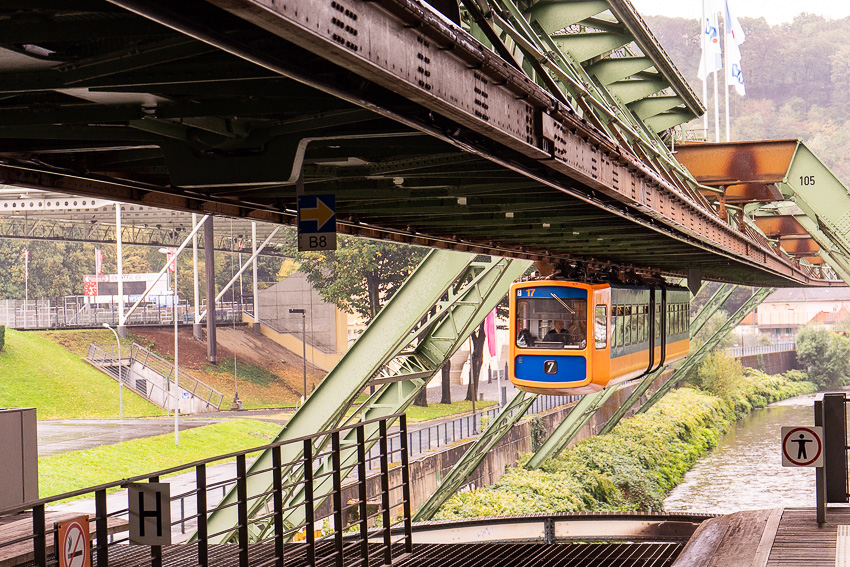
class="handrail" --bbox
[88,342,224,410]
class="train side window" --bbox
[594,305,607,349]
[624,305,632,345]
[636,306,644,343]
[616,305,624,347]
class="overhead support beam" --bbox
[527,1,610,33]
[413,391,540,521]
[587,57,655,86]
[551,32,632,63]
[637,286,775,415]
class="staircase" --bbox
[87,343,224,413]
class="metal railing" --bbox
[0,298,252,330]
[403,395,575,458]
[87,343,224,411]
[723,340,796,358]
[0,415,412,567]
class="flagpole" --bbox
[723,7,730,142]
[701,0,709,139]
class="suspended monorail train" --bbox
[509,281,690,395]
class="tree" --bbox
[466,321,487,402]
[795,326,850,389]
[298,237,427,322]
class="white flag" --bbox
[725,0,745,95]
[698,2,723,80]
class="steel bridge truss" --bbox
[203,249,530,541]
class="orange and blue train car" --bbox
[509,281,689,395]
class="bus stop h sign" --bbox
[781,426,823,467]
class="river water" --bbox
[663,393,820,514]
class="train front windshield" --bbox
[515,287,588,349]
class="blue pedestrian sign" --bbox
[298,194,336,251]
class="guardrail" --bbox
[87,343,224,411]
[723,340,796,358]
[0,414,412,567]
[0,298,252,329]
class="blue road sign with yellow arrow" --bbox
[298,194,336,251]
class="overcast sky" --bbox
[630,0,850,25]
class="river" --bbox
[663,393,820,514]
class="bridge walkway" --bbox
[674,507,850,566]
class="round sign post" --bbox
[781,426,824,468]
[57,516,91,567]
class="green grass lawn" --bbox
[0,329,165,419]
[39,419,283,498]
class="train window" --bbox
[616,305,624,347]
[624,305,632,345]
[515,293,587,349]
[655,305,661,341]
[594,305,607,349]
[636,306,644,343]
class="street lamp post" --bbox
[103,323,123,419]
[289,308,307,401]
[159,247,179,445]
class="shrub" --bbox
[0,324,5,351]
[795,326,850,388]
[433,370,816,519]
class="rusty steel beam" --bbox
[753,215,810,238]
[96,0,829,286]
[675,140,799,186]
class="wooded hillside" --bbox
[646,14,850,182]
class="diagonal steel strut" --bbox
[202,250,529,541]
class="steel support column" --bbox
[637,286,775,414]
[526,386,619,469]
[202,250,528,541]
[204,216,216,364]
[413,391,539,521]
[598,283,732,436]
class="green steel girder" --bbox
[250,255,530,540]
[596,368,664,436]
[551,32,632,64]
[607,78,669,105]
[637,287,775,415]
[778,143,850,270]
[587,57,655,86]
[201,249,475,541]
[690,284,737,338]
[527,1,609,33]
[413,391,540,521]
[791,215,850,283]
[628,96,686,121]
[467,0,703,197]
[525,387,619,469]
[202,250,530,542]
[645,110,698,134]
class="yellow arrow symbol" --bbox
[300,198,335,230]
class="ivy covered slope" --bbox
[435,369,816,519]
